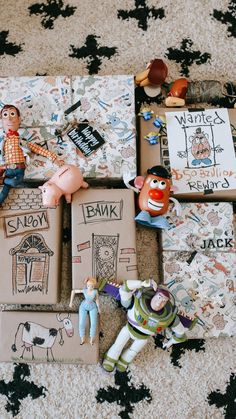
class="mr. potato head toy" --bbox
[124,165,181,229]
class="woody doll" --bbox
[0,104,63,204]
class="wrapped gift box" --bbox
[160,202,236,338]
[71,188,138,289]
[0,311,99,364]
[0,76,71,127]
[139,106,236,200]
[0,75,136,182]
[0,188,62,304]
[162,202,235,252]
[162,251,236,338]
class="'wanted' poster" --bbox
[166,108,236,194]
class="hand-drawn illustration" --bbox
[92,233,119,281]
[72,190,137,289]
[166,108,236,194]
[3,210,49,238]
[10,233,54,295]
[177,126,223,168]
[0,188,45,211]
[11,313,74,362]
[77,241,90,251]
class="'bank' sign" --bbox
[81,200,123,224]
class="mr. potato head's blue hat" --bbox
[147,165,171,179]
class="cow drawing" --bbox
[11,313,74,362]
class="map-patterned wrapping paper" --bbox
[0,75,136,181]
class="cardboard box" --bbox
[0,311,99,364]
[72,188,138,289]
[0,188,62,304]
[160,202,236,338]
[139,106,236,200]
[0,75,136,182]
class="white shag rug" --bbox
[0,1,236,418]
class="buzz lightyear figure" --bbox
[102,279,187,372]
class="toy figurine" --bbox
[153,115,166,129]
[136,59,168,97]
[73,278,100,346]
[102,279,188,373]
[144,132,160,145]
[136,59,168,87]
[138,107,154,121]
[39,164,89,207]
[0,104,64,204]
[165,78,188,107]
[124,165,181,229]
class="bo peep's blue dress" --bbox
[79,288,98,338]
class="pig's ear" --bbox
[134,176,145,190]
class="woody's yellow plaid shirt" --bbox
[3,133,57,165]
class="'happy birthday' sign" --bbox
[67,123,105,157]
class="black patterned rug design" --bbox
[0,364,47,417]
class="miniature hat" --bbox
[147,165,171,179]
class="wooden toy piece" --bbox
[165,96,185,107]
[39,164,89,207]
[0,104,64,205]
[102,280,190,373]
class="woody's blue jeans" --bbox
[0,168,25,203]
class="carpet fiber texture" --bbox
[0,1,236,418]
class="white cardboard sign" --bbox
[166,108,236,194]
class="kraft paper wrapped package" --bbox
[0,188,62,304]
[0,75,136,182]
[0,311,99,364]
[160,202,236,338]
[71,188,138,290]
[139,106,236,201]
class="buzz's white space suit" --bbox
[102,280,187,372]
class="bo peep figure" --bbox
[69,277,100,345]
[79,277,100,346]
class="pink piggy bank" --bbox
[39,164,89,207]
